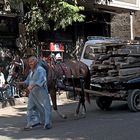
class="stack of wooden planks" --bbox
[90,43,140,84]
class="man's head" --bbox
[28,56,38,70]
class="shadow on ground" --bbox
[0,99,139,140]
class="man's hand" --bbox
[22,90,29,97]
[15,81,24,86]
[27,85,35,92]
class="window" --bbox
[0,17,18,36]
[84,45,96,60]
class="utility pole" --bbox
[130,11,134,40]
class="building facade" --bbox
[0,0,24,66]
[79,0,140,40]
[37,0,140,59]
[60,0,139,59]
[1,0,140,59]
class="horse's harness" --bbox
[50,58,85,93]
[49,58,72,85]
[50,58,87,113]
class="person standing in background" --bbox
[0,64,6,100]
[0,65,5,88]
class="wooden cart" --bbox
[62,78,140,112]
[90,78,140,112]
[88,41,140,112]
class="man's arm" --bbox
[15,72,30,86]
[33,68,47,87]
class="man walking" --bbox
[17,56,52,130]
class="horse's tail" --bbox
[85,66,91,104]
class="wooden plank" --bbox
[119,67,140,76]
[117,47,140,54]
[108,70,118,76]
[99,53,140,62]
[126,57,140,64]
[117,62,140,69]
[118,73,140,82]
[64,86,119,97]
[128,54,140,57]
[98,65,114,70]
[91,72,140,83]
[91,76,119,83]
[92,64,114,70]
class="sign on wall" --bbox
[116,0,136,4]
[50,42,64,52]
[109,0,140,11]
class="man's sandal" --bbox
[23,126,32,131]
[23,123,41,131]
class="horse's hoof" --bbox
[74,114,79,120]
[81,113,86,118]
[74,113,86,120]
[62,115,67,119]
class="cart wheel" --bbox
[96,96,112,110]
[127,89,140,112]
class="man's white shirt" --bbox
[0,72,5,87]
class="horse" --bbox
[47,56,91,117]
[8,56,91,118]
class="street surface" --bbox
[0,94,140,140]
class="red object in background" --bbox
[50,42,64,51]
[50,42,55,51]
[59,43,64,51]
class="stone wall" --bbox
[111,13,131,40]
[111,11,140,40]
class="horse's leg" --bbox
[75,97,86,119]
[75,98,81,115]
[75,76,86,118]
[50,89,67,119]
[81,98,86,115]
[71,76,76,100]
[50,89,57,110]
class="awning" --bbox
[78,0,140,13]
